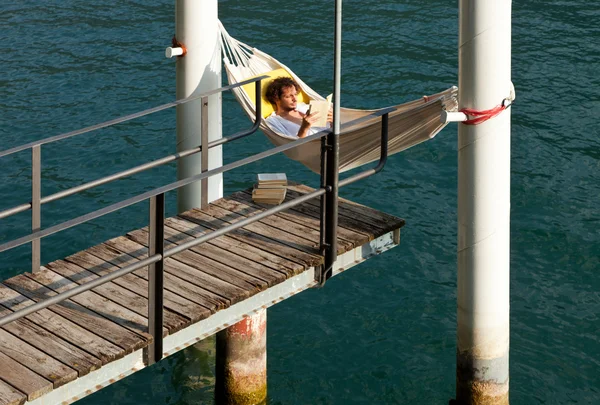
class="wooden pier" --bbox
[0,184,404,405]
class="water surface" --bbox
[1,1,598,404]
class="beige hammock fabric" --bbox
[218,21,458,173]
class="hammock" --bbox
[218,21,458,173]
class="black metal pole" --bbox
[255,79,262,122]
[319,136,328,251]
[147,193,165,365]
[321,0,342,285]
[322,132,338,284]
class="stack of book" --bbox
[252,173,287,205]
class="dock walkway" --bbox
[0,184,404,405]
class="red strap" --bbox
[460,104,507,125]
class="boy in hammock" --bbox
[265,77,333,138]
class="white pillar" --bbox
[456,0,511,403]
[176,0,222,213]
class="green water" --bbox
[1,1,598,404]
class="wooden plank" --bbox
[2,276,149,352]
[0,284,124,365]
[125,228,269,294]
[97,238,224,317]
[234,190,371,247]
[148,225,289,286]
[22,270,157,340]
[0,351,51,401]
[166,216,303,274]
[288,183,405,232]
[216,194,355,254]
[0,328,77,388]
[180,208,322,268]
[46,259,190,333]
[0,305,101,377]
[0,379,25,405]
[68,249,231,312]
[282,188,388,239]
[84,241,214,322]
[126,228,250,306]
[200,204,325,262]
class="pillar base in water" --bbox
[216,309,267,405]
[455,351,509,405]
[455,380,509,405]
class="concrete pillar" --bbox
[216,309,267,405]
[175,0,223,214]
[456,0,512,404]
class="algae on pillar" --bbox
[216,309,267,405]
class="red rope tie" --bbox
[460,100,510,125]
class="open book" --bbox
[308,94,332,128]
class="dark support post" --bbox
[31,145,41,273]
[319,136,328,251]
[255,79,262,122]
[147,193,165,366]
[322,131,339,284]
[201,96,209,209]
[318,0,342,286]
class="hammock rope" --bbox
[217,20,459,173]
[460,97,513,125]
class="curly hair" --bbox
[265,77,300,105]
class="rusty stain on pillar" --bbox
[216,309,267,405]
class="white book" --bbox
[308,94,332,128]
[257,173,287,183]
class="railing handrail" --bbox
[0,105,393,221]
[0,75,269,159]
[0,89,394,363]
[0,107,393,254]
[0,76,268,221]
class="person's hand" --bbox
[298,111,320,138]
[327,106,333,125]
[303,111,320,125]
[300,111,320,130]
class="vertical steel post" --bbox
[147,193,165,366]
[31,146,41,273]
[456,0,512,403]
[255,79,262,123]
[200,96,209,209]
[321,0,342,284]
[319,136,328,251]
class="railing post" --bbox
[201,96,209,209]
[321,0,343,285]
[147,193,165,366]
[323,130,339,284]
[31,146,41,273]
[317,130,338,287]
[319,136,328,253]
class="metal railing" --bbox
[0,74,394,365]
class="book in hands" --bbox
[308,93,332,128]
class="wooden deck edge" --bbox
[24,228,401,405]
